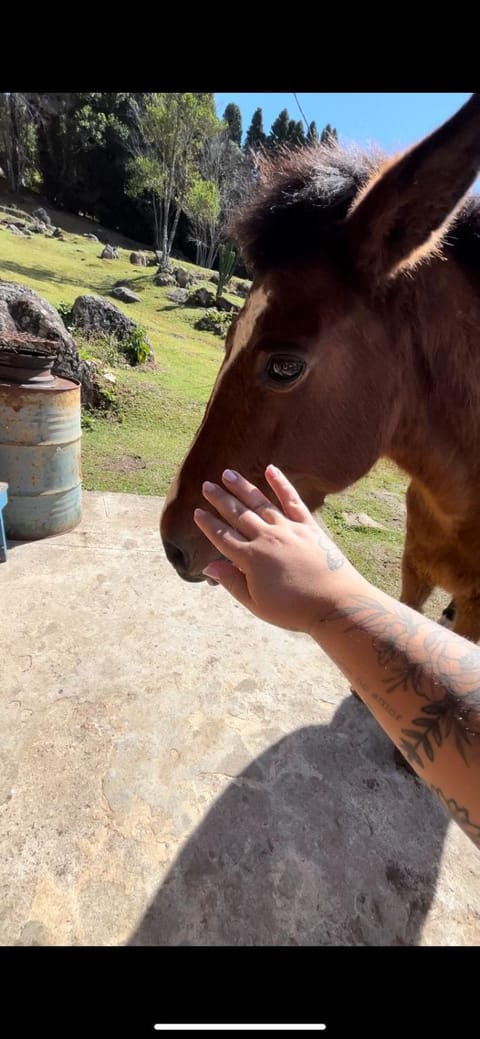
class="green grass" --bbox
[0,223,225,492]
[0,219,449,619]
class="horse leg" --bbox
[399,551,433,613]
[451,595,480,643]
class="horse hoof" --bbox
[393,745,416,775]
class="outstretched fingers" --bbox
[202,479,267,539]
[193,506,249,567]
[265,464,313,523]
[221,469,282,522]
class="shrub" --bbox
[76,332,123,368]
[56,300,73,327]
[76,327,150,367]
[123,324,150,365]
[194,309,234,338]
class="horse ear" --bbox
[345,93,480,282]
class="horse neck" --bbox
[384,258,480,515]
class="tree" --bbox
[0,93,37,192]
[267,110,306,152]
[244,107,266,151]
[184,177,220,267]
[306,120,320,145]
[320,123,338,145]
[287,119,305,147]
[186,129,252,268]
[268,108,290,150]
[223,103,242,147]
[27,93,152,240]
[126,92,222,262]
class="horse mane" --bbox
[230,142,480,273]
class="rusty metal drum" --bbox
[0,338,82,540]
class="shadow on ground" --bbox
[129,695,449,946]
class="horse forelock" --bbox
[230,141,480,274]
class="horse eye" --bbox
[266,356,306,383]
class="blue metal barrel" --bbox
[0,374,82,540]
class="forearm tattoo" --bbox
[430,786,480,847]
[319,594,480,847]
[316,533,345,572]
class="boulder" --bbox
[234,280,251,298]
[154,271,176,287]
[32,207,52,226]
[188,287,217,308]
[174,267,192,288]
[111,286,141,304]
[53,227,65,239]
[0,280,97,407]
[71,294,152,355]
[130,251,148,267]
[166,289,189,304]
[83,233,99,242]
[216,296,241,313]
[101,245,118,260]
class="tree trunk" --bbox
[5,96,22,192]
[206,245,216,269]
[152,192,160,250]
[166,204,181,261]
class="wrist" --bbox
[307,569,372,642]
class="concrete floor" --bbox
[1,490,479,946]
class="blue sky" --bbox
[214,92,472,153]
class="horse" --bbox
[161,93,480,645]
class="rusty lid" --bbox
[0,333,59,384]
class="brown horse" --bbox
[161,93,480,642]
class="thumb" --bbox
[203,561,252,608]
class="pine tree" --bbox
[223,103,242,147]
[320,123,338,145]
[287,119,305,146]
[306,120,319,145]
[268,108,290,150]
[244,107,266,151]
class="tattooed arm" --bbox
[194,464,480,851]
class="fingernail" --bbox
[203,480,216,492]
[194,507,206,518]
[203,564,217,578]
[223,469,237,482]
[267,464,279,476]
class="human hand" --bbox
[193,464,359,634]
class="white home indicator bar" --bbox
[153,1027,327,1032]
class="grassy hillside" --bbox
[0,220,226,496]
[0,211,449,616]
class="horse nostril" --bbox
[163,539,190,574]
